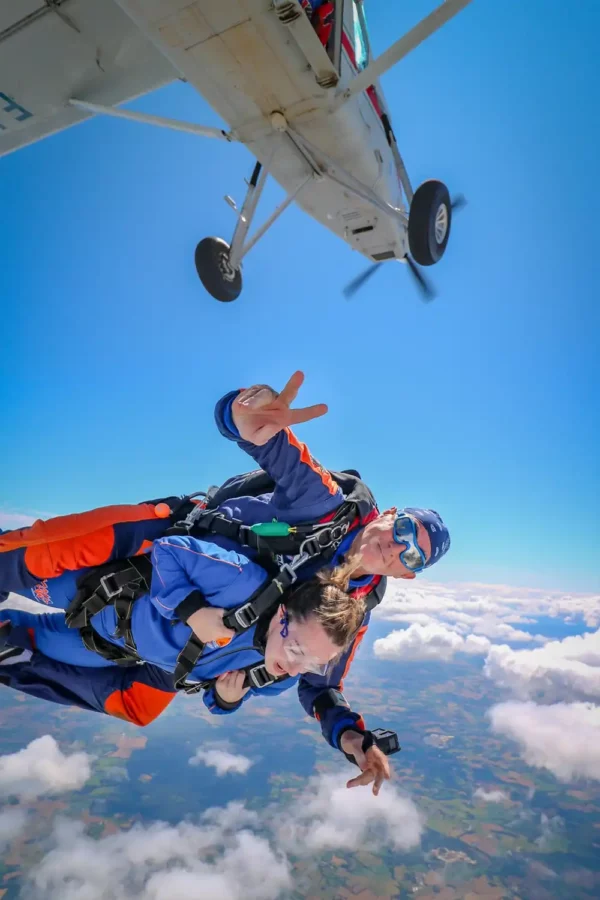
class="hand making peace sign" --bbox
[231,371,328,446]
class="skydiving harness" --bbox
[65,490,360,694]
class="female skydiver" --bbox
[0,532,392,794]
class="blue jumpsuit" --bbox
[1,535,299,716]
[0,389,383,750]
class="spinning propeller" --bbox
[343,194,467,302]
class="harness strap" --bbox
[65,556,153,630]
[175,659,290,696]
[79,625,144,667]
[172,634,206,691]
[222,565,297,634]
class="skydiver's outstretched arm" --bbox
[297,620,369,750]
[214,372,345,523]
[297,612,391,795]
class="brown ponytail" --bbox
[284,562,366,649]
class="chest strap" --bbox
[166,501,355,564]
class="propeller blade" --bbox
[405,255,436,301]
[343,262,382,299]
[451,193,467,210]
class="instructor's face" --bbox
[352,510,431,579]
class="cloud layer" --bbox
[488,701,600,782]
[484,630,600,703]
[27,812,291,900]
[21,774,423,900]
[374,577,600,782]
[374,579,600,631]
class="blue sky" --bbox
[1,0,598,592]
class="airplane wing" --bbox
[0,0,178,158]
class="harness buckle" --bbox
[315,522,349,550]
[298,536,321,558]
[172,502,212,535]
[99,573,123,601]
[276,563,298,587]
[232,602,260,630]
[181,680,207,695]
[247,663,276,688]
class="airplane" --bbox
[0,0,474,303]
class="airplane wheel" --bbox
[194,237,242,302]
[408,180,451,267]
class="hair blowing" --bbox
[284,559,366,648]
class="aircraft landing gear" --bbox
[408,180,451,266]
[194,237,242,303]
[194,152,311,303]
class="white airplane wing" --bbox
[0,0,178,158]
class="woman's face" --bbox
[264,606,342,678]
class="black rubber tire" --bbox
[408,180,452,267]
[194,237,242,302]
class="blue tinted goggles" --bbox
[393,513,427,572]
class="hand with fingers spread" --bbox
[340,729,392,797]
[214,670,251,705]
[231,371,328,446]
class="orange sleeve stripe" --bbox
[104,683,177,726]
[284,429,338,496]
[0,504,160,551]
[0,504,162,581]
[339,624,368,692]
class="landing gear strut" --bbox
[194,153,311,303]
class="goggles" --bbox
[393,513,428,572]
[280,611,332,676]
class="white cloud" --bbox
[373,623,490,662]
[274,772,424,854]
[473,788,509,803]
[23,774,423,899]
[189,743,254,776]
[0,809,28,850]
[26,814,291,900]
[471,618,545,644]
[0,735,93,800]
[484,630,600,703]
[488,701,600,782]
